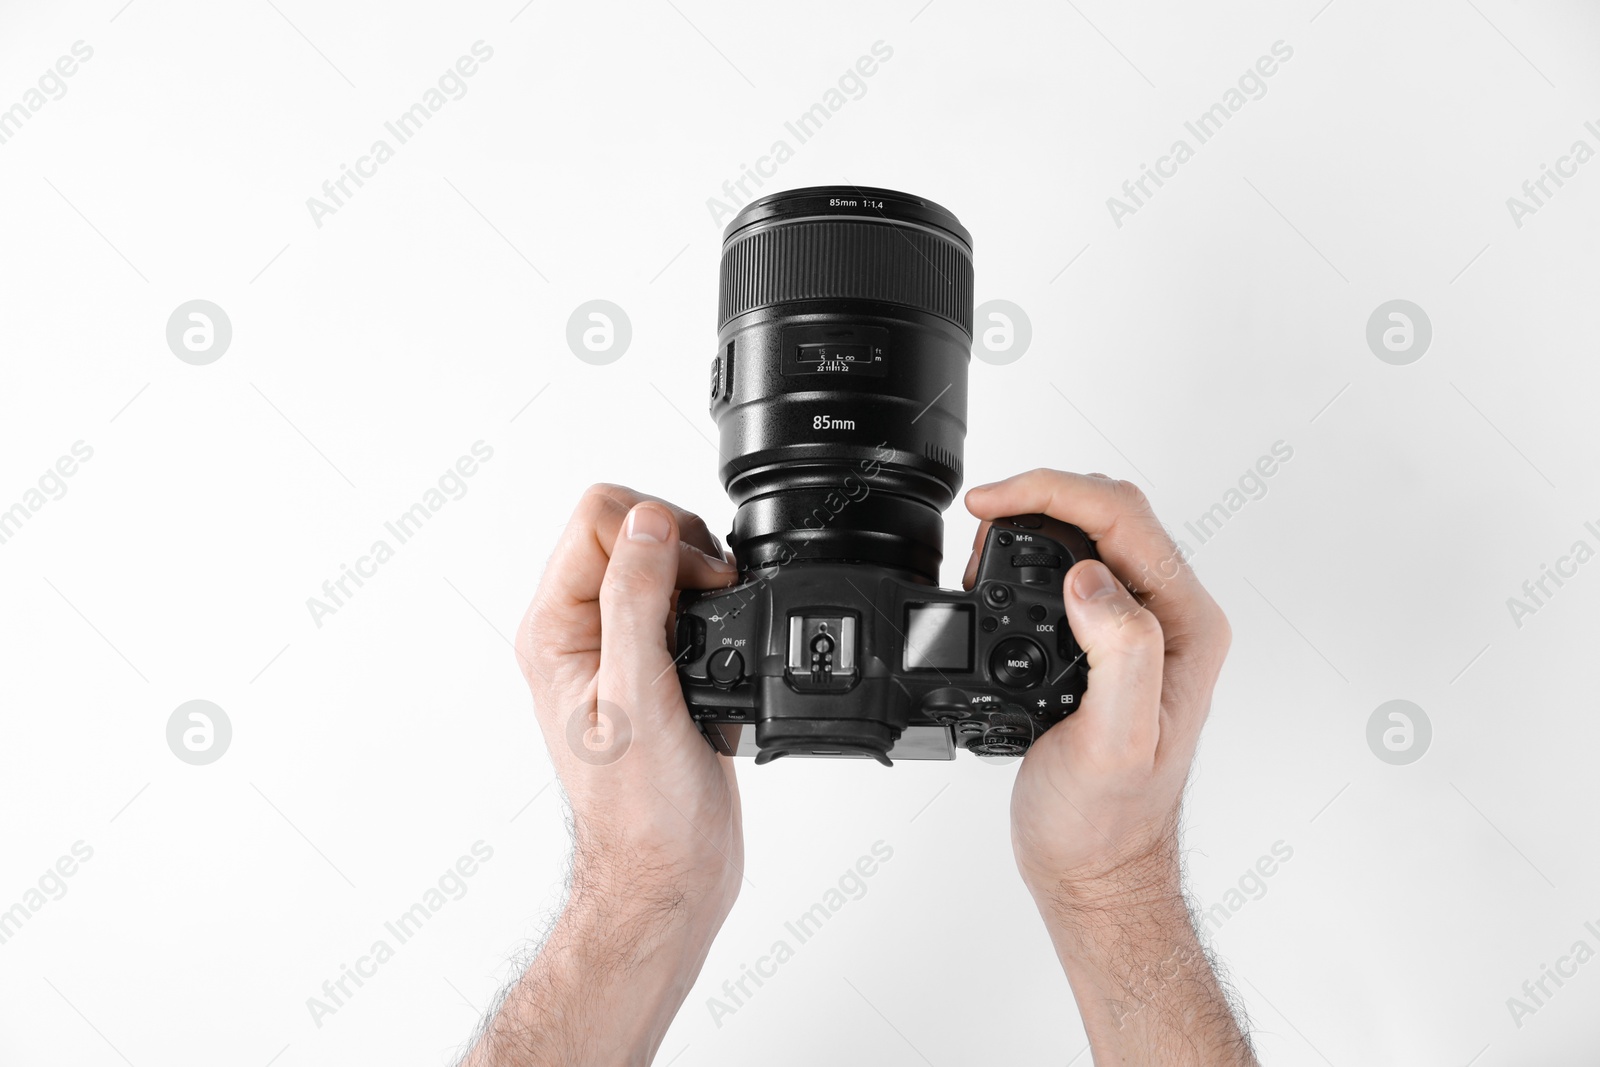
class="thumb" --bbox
[1061,559,1165,760]
[596,502,685,727]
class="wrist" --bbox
[1021,838,1258,1065]
[472,868,728,1067]
[570,826,741,936]
[565,856,736,952]
[1019,832,1184,928]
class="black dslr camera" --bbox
[676,187,1098,764]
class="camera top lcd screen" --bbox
[903,603,974,672]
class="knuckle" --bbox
[512,636,539,682]
[678,511,714,546]
[601,563,663,607]
[575,482,631,523]
[1209,599,1232,637]
[1024,465,1063,485]
[515,622,554,687]
[1100,602,1164,652]
[519,595,559,657]
[1208,603,1234,658]
[1111,478,1152,512]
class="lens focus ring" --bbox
[719,217,973,336]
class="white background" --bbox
[2,0,1598,1064]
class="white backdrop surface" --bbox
[2,1,1598,1064]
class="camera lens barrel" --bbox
[711,187,974,583]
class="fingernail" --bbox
[701,549,736,573]
[626,504,671,543]
[1072,561,1119,601]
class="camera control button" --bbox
[1012,552,1062,587]
[707,648,745,687]
[1028,604,1048,623]
[989,637,1046,690]
[677,613,706,663]
[919,687,969,723]
[970,736,1028,757]
[983,583,1012,609]
[980,616,998,633]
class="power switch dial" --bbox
[707,648,745,687]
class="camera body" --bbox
[676,185,1098,763]
[677,513,1097,763]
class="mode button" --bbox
[989,636,1046,690]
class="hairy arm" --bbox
[462,489,743,1066]
[968,471,1256,1065]
[1032,843,1256,1065]
[463,853,727,1067]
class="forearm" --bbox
[463,865,728,1067]
[1029,850,1257,1066]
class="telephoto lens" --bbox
[681,186,1097,765]
[711,187,974,582]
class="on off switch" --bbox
[707,648,745,687]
